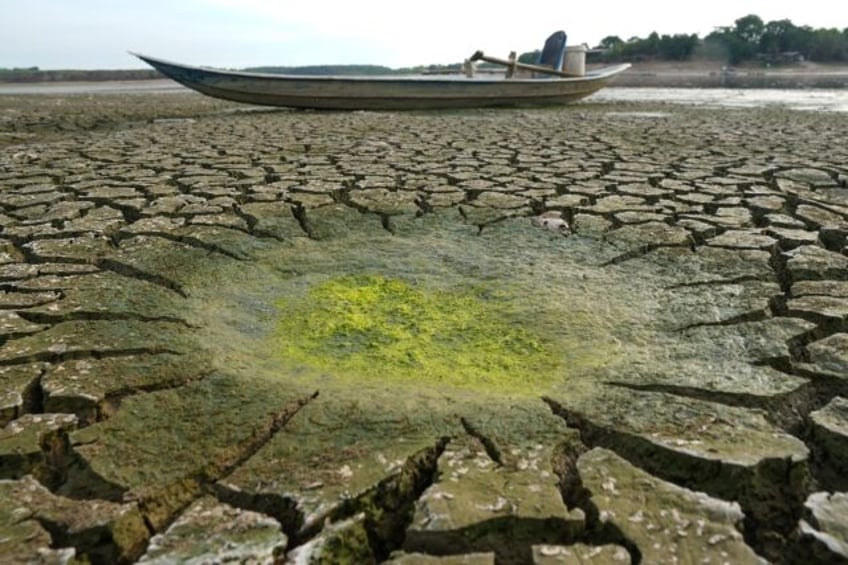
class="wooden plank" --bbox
[468,51,581,78]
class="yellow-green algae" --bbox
[274,274,561,392]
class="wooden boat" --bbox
[132,51,630,111]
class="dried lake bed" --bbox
[1,89,847,563]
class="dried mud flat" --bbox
[1,92,847,564]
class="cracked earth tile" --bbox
[79,186,144,200]
[764,226,820,249]
[546,194,589,208]
[178,203,224,216]
[404,437,584,556]
[613,211,668,224]
[577,448,762,564]
[676,192,715,205]
[0,245,19,266]
[142,195,191,215]
[571,214,612,237]
[285,192,335,211]
[107,235,228,291]
[550,385,810,469]
[0,191,67,209]
[808,397,848,483]
[792,280,848,299]
[0,413,77,482]
[473,191,529,210]
[138,495,287,564]
[2,223,61,240]
[18,270,188,323]
[0,475,148,563]
[427,191,466,208]
[664,246,772,283]
[217,396,446,537]
[404,411,584,560]
[657,279,779,329]
[121,216,187,236]
[238,202,305,240]
[0,320,193,365]
[817,188,848,208]
[35,200,96,224]
[568,182,609,197]
[0,480,76,564]
[386,552,495,564]
[617,183,670,199]
[61,206,126,234]
[0,310,48,339]
[4,358,66,425]
[41,352,211,424]
[349,188,421,216]
[188,212,250,231]
[584,195,651,215]
[807,333,848,379]
[608,318,813,398]
[460,205,529,226]
[706,230,778,250]
[795,204,848,230]
[23,236,113,264]
[299,203,385,240]
[545,386,810,544]
[711,207,754,228]
[776,168,838,187]
[0,290,61,309]
[784,245,848,283]
[62,375,314,520]
[798,492,848,560]
[286,513,375,564]
[1,263,99,284]
[606,221,692,249]
[746,195,785,212]
[786,295,848,327]
[531,543,630,564]
[765,213,807,229]
[675,218,717,240]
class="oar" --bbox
[468,51,580,78]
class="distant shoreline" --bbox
[614,62,848,89]
[2,61,847,90]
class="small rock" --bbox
[532,212,571,234]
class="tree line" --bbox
[0,67,160,83]
[594,14,848,64]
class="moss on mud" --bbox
[274,275,560,392]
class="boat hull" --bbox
[133,53,630,110]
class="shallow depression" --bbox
[194,213,676,402]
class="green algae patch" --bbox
[274,275,561,392]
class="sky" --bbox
[1,0,846,70]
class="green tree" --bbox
[706,16,763,64]
[734,14,765,44]
[731,14,764,62]
[809,28,848,61]
[760,19,796,55]
[598,36,624,50]
[645,31,661,56]
[658,34,699,60]
[518,50,540,64]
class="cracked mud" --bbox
[2,92,848,564]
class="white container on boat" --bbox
[564,45,587,76]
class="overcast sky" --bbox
[1,0,845,70]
